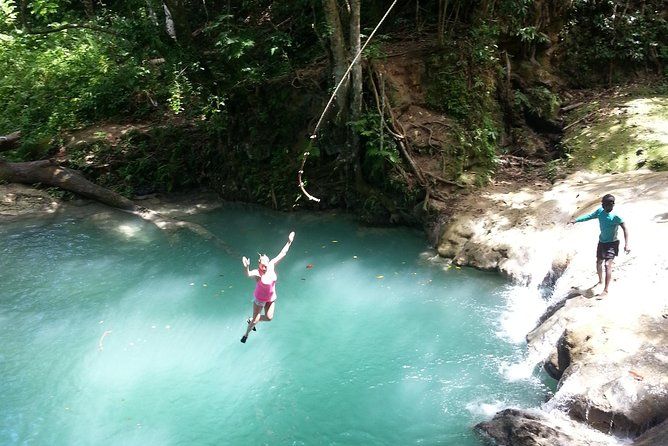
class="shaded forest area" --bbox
[1,0,666,224]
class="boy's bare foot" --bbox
[596,290,608,300]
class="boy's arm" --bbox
[271,231,295,265]
[569,208,599,225]
[620,222,630,252]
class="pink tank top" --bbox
[254,278,276,302]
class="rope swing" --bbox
[298,0,399,203]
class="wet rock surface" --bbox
[439,170,668,443]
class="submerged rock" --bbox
[0,183,60,219]
[476,409,574,446]
[633,418,668,445]
[475,408,619,446]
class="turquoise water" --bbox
[1,204,547,445]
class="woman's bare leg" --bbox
[261,301,275,322]
[244,303,263,338]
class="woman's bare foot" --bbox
[246,318,257,331]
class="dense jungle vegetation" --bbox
[0,0,666,223]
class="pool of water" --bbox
[1,203,549,445]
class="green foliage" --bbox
[0,29,158,147]
[351,112,400,181]
[560,0,667,85]
[514,87,560,120]
[425,24,501,181]
[514,26,549,45]
[0,0,18,25]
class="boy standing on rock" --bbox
[569,194,630,297]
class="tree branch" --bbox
[26,23,122,37]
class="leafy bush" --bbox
[514,87,560,120]
[0,30,153,147]
[560,0,667,85]
[351,112,400,181]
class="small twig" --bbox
[410,123,443,149]
[561,102,584,113]
[98,330,112,351]
[564,111,597,131]
[424,171,464,188]
[28,23,122,37]
[499,154,546,168]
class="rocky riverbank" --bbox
[436,169,668,445]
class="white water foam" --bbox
[496,285,546,344]
[538,407,634,445]
[465,399,515,418]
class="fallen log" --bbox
[0,154,232,253]
[0,159,136,209]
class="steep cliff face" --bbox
[439,169,668,444]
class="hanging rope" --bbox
[298,0,399,202]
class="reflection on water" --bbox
[1,204,548,445]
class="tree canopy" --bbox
[1,0,665,220]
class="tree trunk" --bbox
[349,0,363,185]
[322,0,350,118]
[166,0,193,40]
[82,0,95,18]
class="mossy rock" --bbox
[563,94,668,173]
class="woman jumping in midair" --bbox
[240,231,295,343]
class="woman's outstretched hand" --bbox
[242,256,250,268]
[288,231,295,243]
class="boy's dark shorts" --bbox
[597,240,619,260]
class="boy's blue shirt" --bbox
[575,207,624,243]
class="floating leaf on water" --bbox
[306,264,314,269]
[376,275,384,279]
[331,240,338,243]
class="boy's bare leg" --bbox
[596,259,604,287]
[601,259,614,295]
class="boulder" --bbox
[476,409,574,446]
[633,418,668,446]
